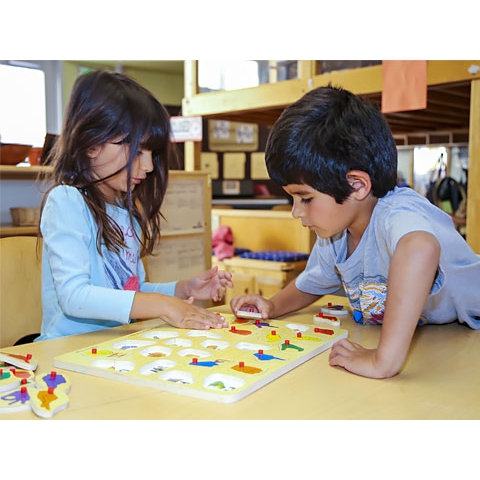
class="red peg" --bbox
[48,386,54,394]
[285,339,290,345]
[239,361,245,368]
[50,371,57,379]
[272,330,276,335]
[92,348,97,354]
[193,358,198,365]
[21,386,27,395]
[297,332,302,338]
[258,349,264,355]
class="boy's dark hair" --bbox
[41,69,177,256]
[265,84,398,203]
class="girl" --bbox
[37,69,232,341]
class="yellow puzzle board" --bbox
[54,314,348,403]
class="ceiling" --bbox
[367,80,471,141]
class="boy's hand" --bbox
[329,338,398,379]
[230,294,273,320]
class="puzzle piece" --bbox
[313,312,341,327]
[28,385,70,419]
[0,381,31,414]
[0,352,39,371]
[35,371,71,393]
[320,302,349,315]
[0,368,21,393]
[0,369,71,417]
[235,308,263,320]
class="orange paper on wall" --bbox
[381,60,427,113]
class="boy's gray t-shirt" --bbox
[295,186,480,328]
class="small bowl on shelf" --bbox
[10,207,41,226]
[0,143,33,165]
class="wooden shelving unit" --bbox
[0,165,51,238]
[182,60,480,253]
[0,164,52,178]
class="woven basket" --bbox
[9,207,40,226]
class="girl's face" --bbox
[282,183,365,239]
[88,138,153,203]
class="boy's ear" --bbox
[346,170,372,200]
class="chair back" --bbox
[0,236,42,347]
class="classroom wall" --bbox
[61,61,184,113]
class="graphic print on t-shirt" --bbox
[102,247,139,292]
[346,276,387,325]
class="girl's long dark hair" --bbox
[40,69,177,257]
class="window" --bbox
[0,62,47,147]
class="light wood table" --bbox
[2,295,479,420]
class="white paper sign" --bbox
[170,116,203,142]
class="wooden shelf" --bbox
[0,165,53,179]
[0,224,39,238]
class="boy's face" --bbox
[283,183,361,239]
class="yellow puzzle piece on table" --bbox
[54,314,348,403]
[27,385,70,419]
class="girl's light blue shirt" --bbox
[37,185,176,340]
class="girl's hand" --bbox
[328,338,397,379]
[230,294,274,320]
[162,296,228,330]
[181,267,233,302]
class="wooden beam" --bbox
[466,78,480,253]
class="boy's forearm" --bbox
[375,232,440,377]
[269,281,320,318]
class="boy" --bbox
[230,85,480,379]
